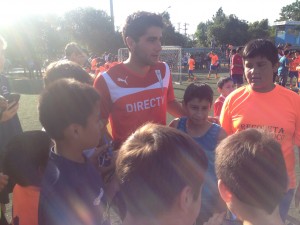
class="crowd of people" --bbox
[0,10,300,225]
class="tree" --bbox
[278,0,300,21]
[248,19,271,40]
[195,22,209,47]
[161,12,188,47]
[63,7,124,54]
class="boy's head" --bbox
[44,60,93,88]
[216,129,287,217]
[64,42,86,66]
[122,11,164,51]
[39,79,102,148]
[183,82,213,105]
[116,123,208,224]
[243,39,278,92]
[183,83,213,126]
[217,77,235,97]
[242,39,278,66]
[3,131,52,186]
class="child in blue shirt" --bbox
[169,82,227,225]
[38,79,108,225]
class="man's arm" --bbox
[167,99,185,118]
[219,98,233,135]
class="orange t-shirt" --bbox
[188,58,195,70]
[12,185,40,225]
[289,56,300,71]
[209,54,219,65]
[220,85,300,189]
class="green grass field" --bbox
[11,69,300,224]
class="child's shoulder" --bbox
[169,117,186,128]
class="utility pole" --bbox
[110,0,115,30]
[177,23,181,33]
[183,23,189,36]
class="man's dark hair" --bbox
[183,82,213,105]
[216,128,288,214]
[122,11,164,49]
[44,60,93,87]
[243,39,278,66]
[217,77,233,89]
[3,131,52,186]
[39,79,100,140]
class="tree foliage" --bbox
[278,0,300,21]
[194,7,272,47]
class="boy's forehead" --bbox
[244,55,270,63]
[188,98,211,105]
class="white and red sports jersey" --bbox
[94,62,175,144]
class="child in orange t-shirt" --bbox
[188,55,196,81]
[2,131,52,225]
[214,77,235,118]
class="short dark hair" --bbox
[122,11,164,48]
[44,60,93,87]
[217,77,233,89]
[3,131,52,186]
[116,123,208,217]
[64,42,83,58]
[183,82,213,105]
[243,39,278,66]
[39,79,100,140]
[215,128,288,214]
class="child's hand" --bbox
[208,116,220,125]
[203,212,226,225]
[0,173,8,192]
[0,95,7,110]
[0,101,19,122]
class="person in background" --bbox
[214,77,235,118]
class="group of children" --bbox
[0,41,295,225]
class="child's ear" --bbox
[217,87,222,94]
[179,186,194,212]
[218,179,232,203]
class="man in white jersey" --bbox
[94,11,185,147]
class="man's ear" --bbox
[126,36,136,52]
[218,179,232,203]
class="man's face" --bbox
[244,56,277,93]
[130,26,162,66]
[0,42,4,72]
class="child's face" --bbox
[219,81,235,97]
[184,98,211,126]
[244,56,277,93]
[79,102,104,149]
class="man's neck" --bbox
[123,56,151,76]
